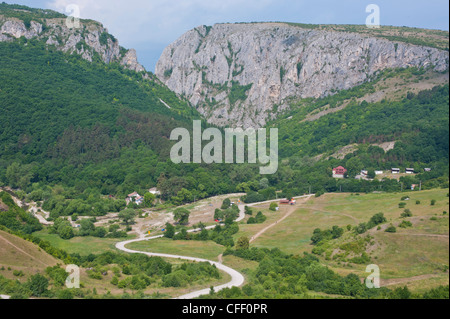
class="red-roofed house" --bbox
[332,166,347,179]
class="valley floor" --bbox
[2,189,449,298]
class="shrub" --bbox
[399,220,412,228]
[13,270,24,277]
[354,223,368,234]
[385,225,397,233]
[398,202,407,208]
[431,200,437,206]
[401,209,413,218]
[221,198,231,209]
[244,206,253,215]
[367,213,387,229]
[416,200,421,205]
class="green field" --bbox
[125,189,449,293]
[33,230,135,256]
[249,189,449,291]
[128,238,225,262]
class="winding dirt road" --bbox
[115,194,313,299]
[115,203,247,299]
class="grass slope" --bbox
[0,230,60,280]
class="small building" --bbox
[126,192,143,206]
[411,184,419,190]
[375,170,384,175]
[424,168,432,172]
[361,170,368,176]
[149,187,161,196]
[391,168,400,174]
[332,166,347,179]
[135,196,144,205]
[405,168,415,174]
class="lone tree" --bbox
[236,236,250,250]
[119,209,137,226]
[221,198,231,209]
[144,192,156,207]
[173,208,190,225]
[28,274,49,297]
[164,223,175,239]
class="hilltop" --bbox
[0,2,144,71]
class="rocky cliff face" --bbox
[156,23,449,128]
[0,15,145,72]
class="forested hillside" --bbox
[0,3,448,220]
[1,37,449,217]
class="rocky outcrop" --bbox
[1,19,42,39]
[121,49,145,73]
[156,23,449,128]
[0,16,145,72]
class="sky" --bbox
[3,0,449,71]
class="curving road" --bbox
[115,195,312,299]
[115,204,246,299]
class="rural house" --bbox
[149,187,161,196]
[126,192,144,206]
[332,166,347,178]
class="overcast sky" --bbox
[4,0,449,71]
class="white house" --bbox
[405,168,415,174]
[375,170,383,175]
[126,192,144,206]
[149,187,161,196]
[391,168,400,174]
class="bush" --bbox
[269,202,278,211]
[431,199,437,206]
[399,221,412,228]
[367,213,387,229]
[244,206,253,215]
[59,226,75,240]
[247,212,266,224]
[398,202,407,208]
[401,209,413,218]
[13,270,24,277]
[221,198,231,209]
[416,200,421,205]
[354,223,368,234]
[57,289,74,299]
[385,225,397,233]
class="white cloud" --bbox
[45,0,277,69]
[47,0,274,42]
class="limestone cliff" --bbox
[0,13,145,72]
[156,23,449,128]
